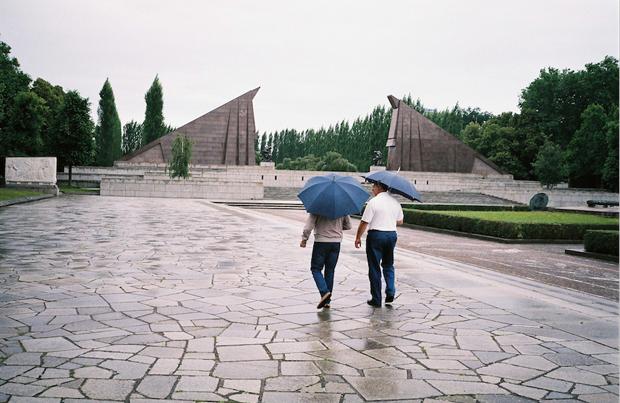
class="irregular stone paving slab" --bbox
[0,197,617,403]
[345,376,441,400]
[213,361,279,379]
[523,376,573,392]
[81,379,135,400]
[428,380,509,395]
[501,382,548,400]
[224,379,262,394]
[546,367,608,385]
[217,345,270,361]
[174,375,219,392]
[477,363,543,381]
[265,375,320,391]
[21,337,77,352]
[262,392,341,403]
[502,355,558,371]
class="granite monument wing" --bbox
[122,87,260,166]
[385,95,502,175]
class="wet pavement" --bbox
[265,209,620,301]
[0,196,618,402]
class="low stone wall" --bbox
[100,176,263,200]
[68,163,619,207]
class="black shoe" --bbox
[385,295,394,304]
[367,299,381,308]
[317,292,331,309]
[323,304,330,309]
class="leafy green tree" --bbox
[55,91,95,185]
[168,135,192,178]
[95,79,122,166]
[31,78,65,157]
[519,57,619,149]
[122,121,142,155]
[142,75,166,144]
[316,151,357,172]
[280,154,322,170]
[566,104,608,188]
[602,109,619,192]
[0,41,32,164]
[5,91,45,156]
[533,141,566,189]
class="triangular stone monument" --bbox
[122,87,260,166]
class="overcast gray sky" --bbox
[1,0,618,133]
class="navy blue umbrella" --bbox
[298,174,370,219]
[363,170,422,202]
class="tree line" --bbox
[258,57,618,191]
[0,40,174,182]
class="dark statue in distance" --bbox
[261,146,273,162]
[372,150,383,166]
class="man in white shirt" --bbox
[355,182,404,307]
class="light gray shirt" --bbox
[302,214,352,242]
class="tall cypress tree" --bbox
[95,79,121,166]
[142,75,166,144]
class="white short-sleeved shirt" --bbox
[361,192,404,231]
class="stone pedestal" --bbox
[260,162,276,169]
[369,165,386,172]
[5,157,59,195]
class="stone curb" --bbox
[0,194,56,208]
[565,248,619,263]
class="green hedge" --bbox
[584,230,619,256]
[403,209,618,240]
[401,203,530,212]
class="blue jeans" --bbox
[310,242,340,300]
[366,230,397,304]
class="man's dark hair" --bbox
[376,182,389,192]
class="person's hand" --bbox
[355,237,362,249]
[300,240,307,248]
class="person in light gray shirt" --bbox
[301,214,352,309]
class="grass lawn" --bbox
[422,210,618,226]
[0,187,46,201]
[59,185,99,195]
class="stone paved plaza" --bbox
[0,196,618,402]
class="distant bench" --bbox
[586,200,619,208]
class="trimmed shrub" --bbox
[403,209,618,240]
[584,230,619,256]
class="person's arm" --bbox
[342,215,352,230]
[356,202,374,248]
[396,205,404,226]
[300,214,317,247]
[355,221,368,248]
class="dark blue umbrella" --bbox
[298,174,370,219]
[363,170,422,202]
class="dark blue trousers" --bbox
[365,230,397,304]
[310,242,340,300]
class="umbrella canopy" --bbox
[298,174,370,219]
[363,170,422,202]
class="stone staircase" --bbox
[264,187,517,205]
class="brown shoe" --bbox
[317,292,331,309]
